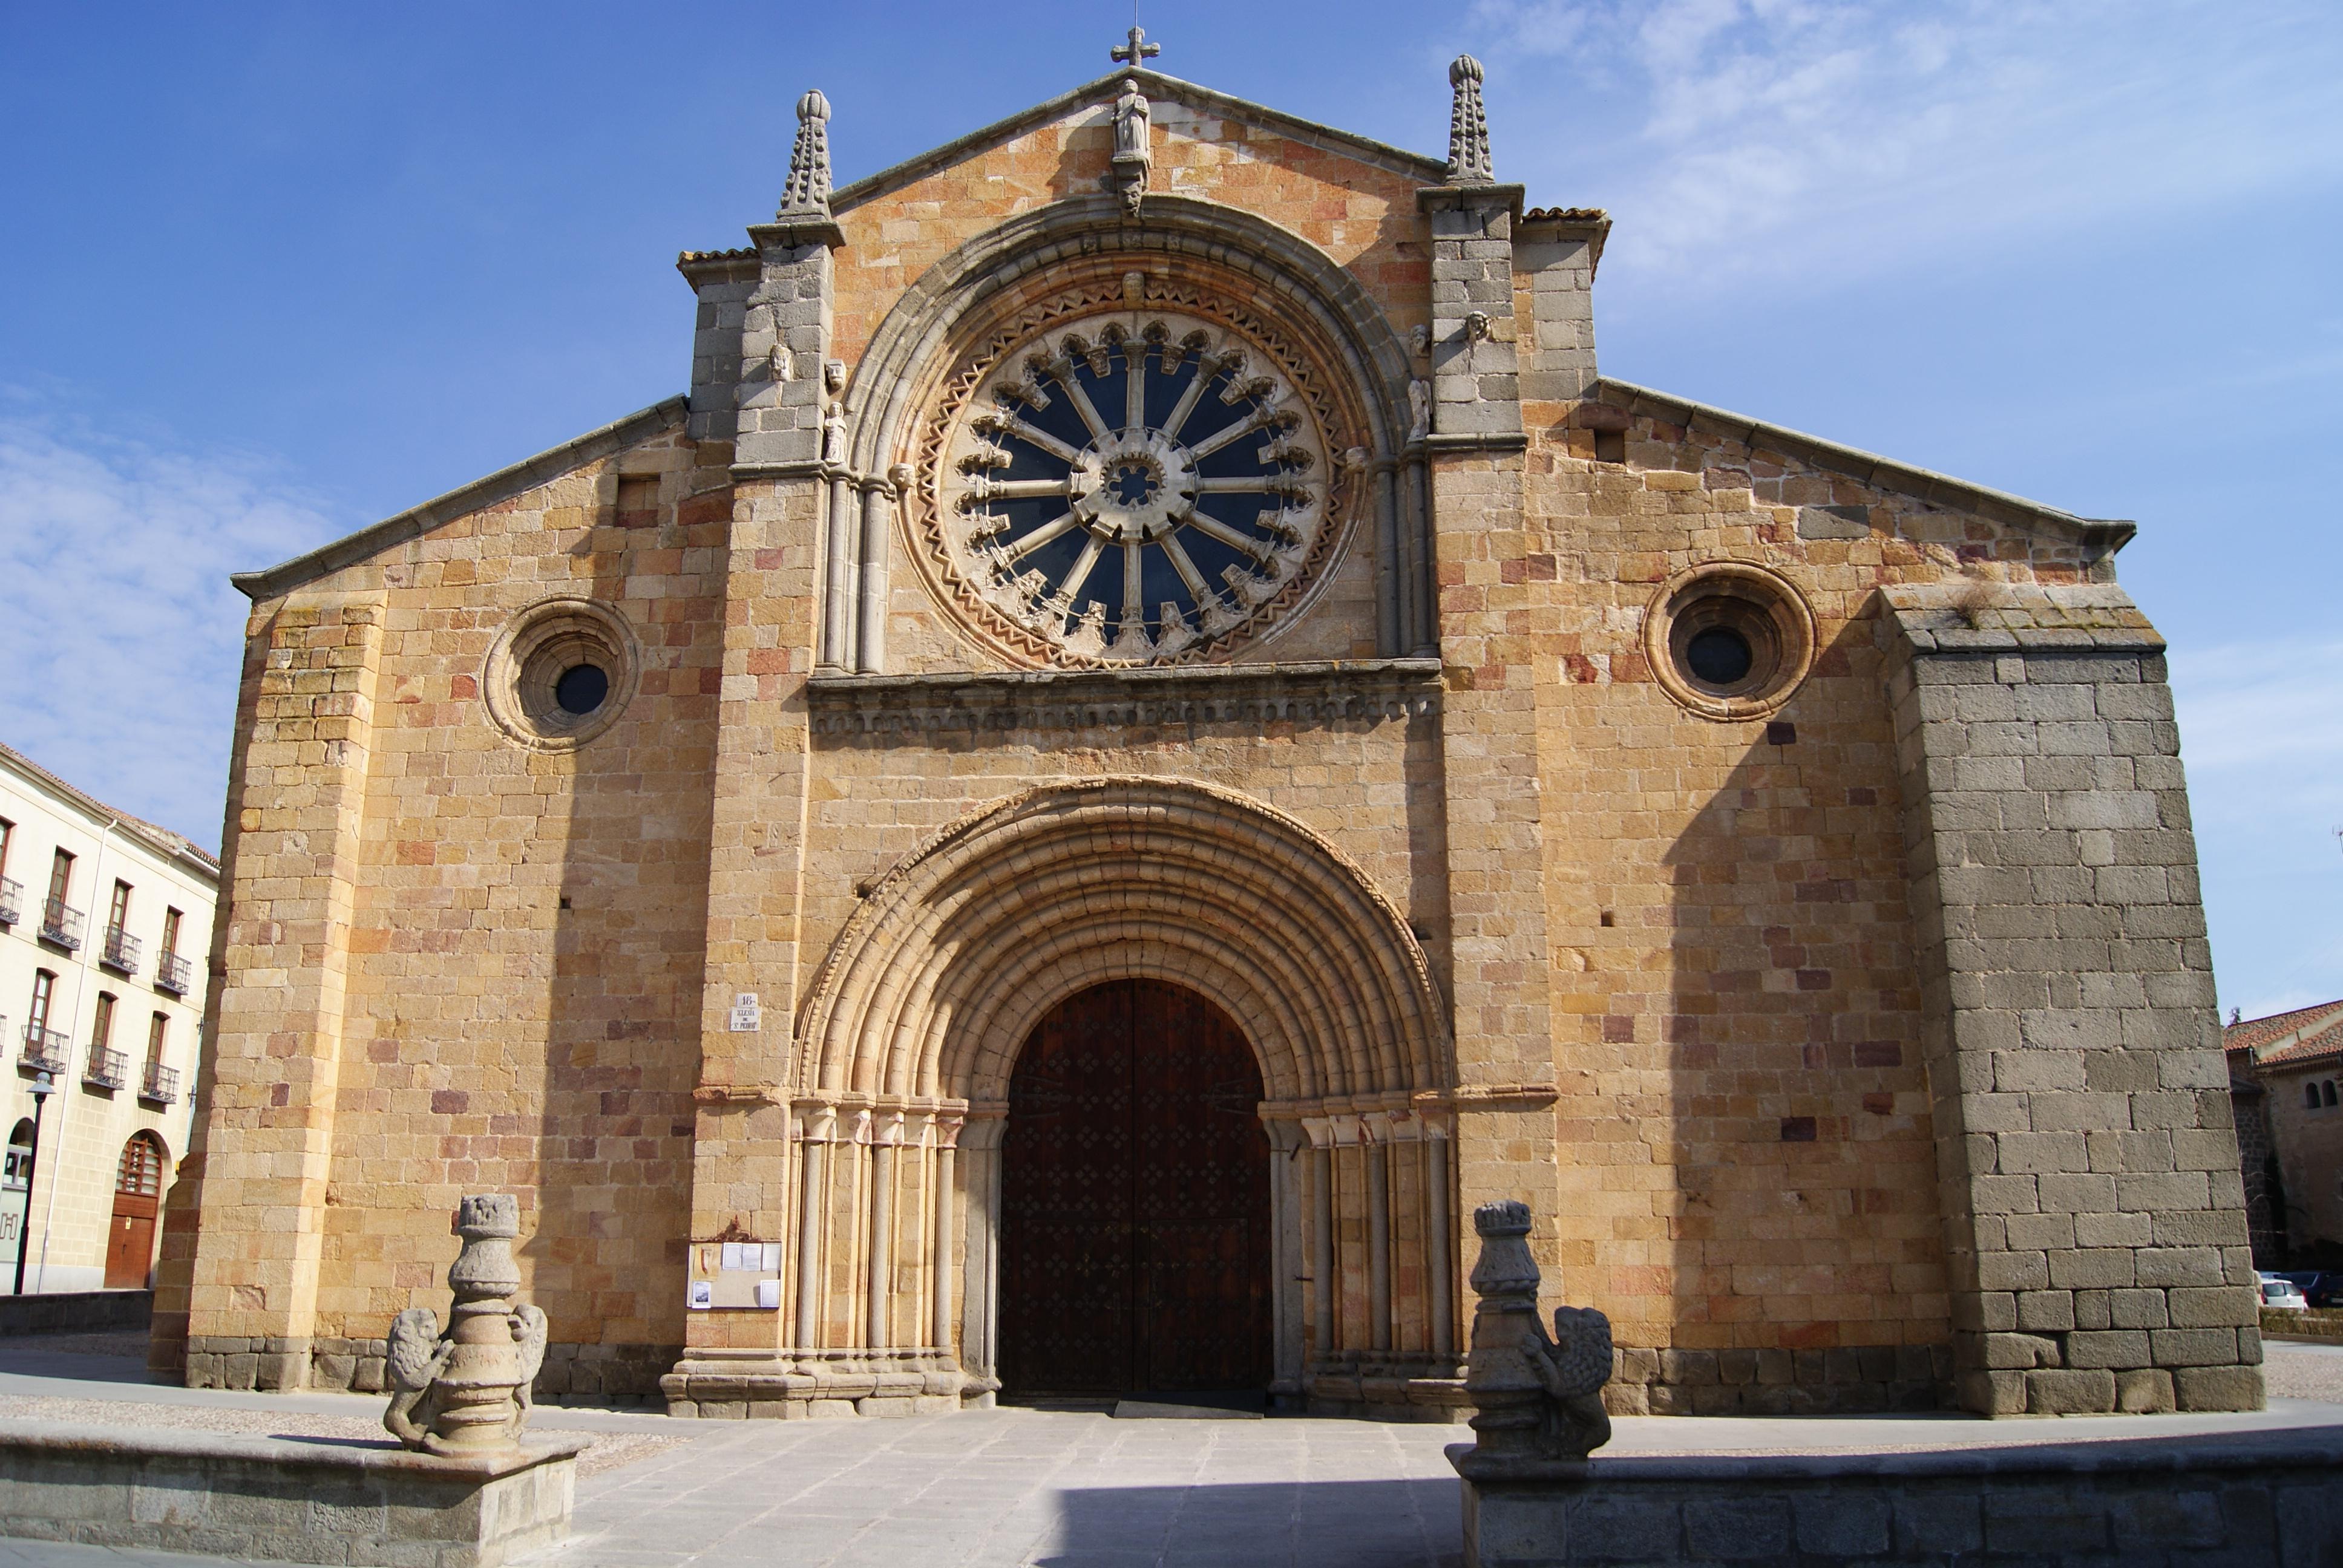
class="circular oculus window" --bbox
[925,307,1343,666]
[482,596,642,750]
[1642,561,1816,720]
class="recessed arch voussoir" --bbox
[796,778,1447,1108]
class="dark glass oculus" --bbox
[554,663,610,716]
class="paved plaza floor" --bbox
[4,1334,2343,1566]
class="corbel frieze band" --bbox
[806,658,1443,740]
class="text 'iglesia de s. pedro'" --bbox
[156,33,2265,1423]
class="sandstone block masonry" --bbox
[1887,585,2261,1415]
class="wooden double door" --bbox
[999,979,1271,1396]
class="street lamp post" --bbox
[12,1071,53,1296]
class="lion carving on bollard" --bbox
[383,1194,549,1457]
[1459,1200,1615,1464]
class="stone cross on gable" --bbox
[1111,25,1160,71]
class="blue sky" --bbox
[2,1,2339,1018]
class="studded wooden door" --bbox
[1000,979,1271,1395]
[104,1134,164,1289]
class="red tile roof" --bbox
[2226,999,2343,1073]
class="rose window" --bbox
[931,311,1335,664]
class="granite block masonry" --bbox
[1886,583,2263,1416]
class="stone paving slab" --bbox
[5,1338,2343,1568]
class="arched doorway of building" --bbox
[105,1131,167,1289]
[998,978,1271,1398]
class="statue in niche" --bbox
[822,400,847,465]
[1407,379,1431,442]
[1111,77,1152,217]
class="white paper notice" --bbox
[728,992,762,1033]
[689,1280,713,1310]
[756,1278,782,1310]
[762,1242,783,1272]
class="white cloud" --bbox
[1465,0,2343,286]
[0,411,342,851]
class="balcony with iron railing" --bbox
[19,1022,68,1076]
[40,898,84,950]
[156,950,194,996]
[83,1045,128,1091]
[0,876,19,924]
[139,1060,180,1104]
[100,924,142,976]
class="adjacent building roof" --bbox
[2225,999,2343,1073]
[0,740,221,881]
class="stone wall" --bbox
[0,1423,582,1568]
[1885,584,2261,1415]
[1460,1428,2343,1567]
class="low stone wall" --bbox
[2264,1307,2343,1344]
[0,1422,585,1568]
[0,1288,151,1337]
[1456,1428,2343,1567]
[1600,1345,1953,1416]
[180,1333,680,1402]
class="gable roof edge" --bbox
[828,69,1447,218]
[232,396,690,603]
[1590,379,2136,552]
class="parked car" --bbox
[2279,1271,2342,1308]
[2261,1275,2310,1310]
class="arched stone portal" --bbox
[698,776,1464,1417]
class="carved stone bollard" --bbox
[385,1194,549,1457]
[1461,1200,1611,1464]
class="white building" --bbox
[2,742,218,1295]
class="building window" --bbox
[28,969,56,1032]
[47,849,73,908]
[0,817,13,878]
[108,880,131,932]
[92,992,116,1050]
[2327,1081,2339,1109]
[161,907,183,959]
[4,1120,30,1191]
[146,1012,168,1064]
[116,1132,166,1198]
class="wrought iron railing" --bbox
[0,876,19,924]
[156,950,194,995]
[140,1060,180,1103]
[83,1046,128,1091]
[102,925,142,975]
[19,1023,68,1076]
[40,898,84,950]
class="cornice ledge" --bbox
[1424,430,1530,454]
[744,216,845,252]
[1416,181,1527,217]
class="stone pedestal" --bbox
[0,1423,585,1568]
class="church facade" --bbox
[155,40,2263,1420]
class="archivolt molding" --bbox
[844,195,1415,478]
[795,777,1449,1105]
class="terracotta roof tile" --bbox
[2226,999,2343,1073]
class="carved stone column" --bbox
[866,1111,902,1350]
[931,1116,961,1354]
[1463,1200,1550,1461]
[1303,1116,1337,1362]
[957,1114,1007,1400]
[793,1105,836,1352]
